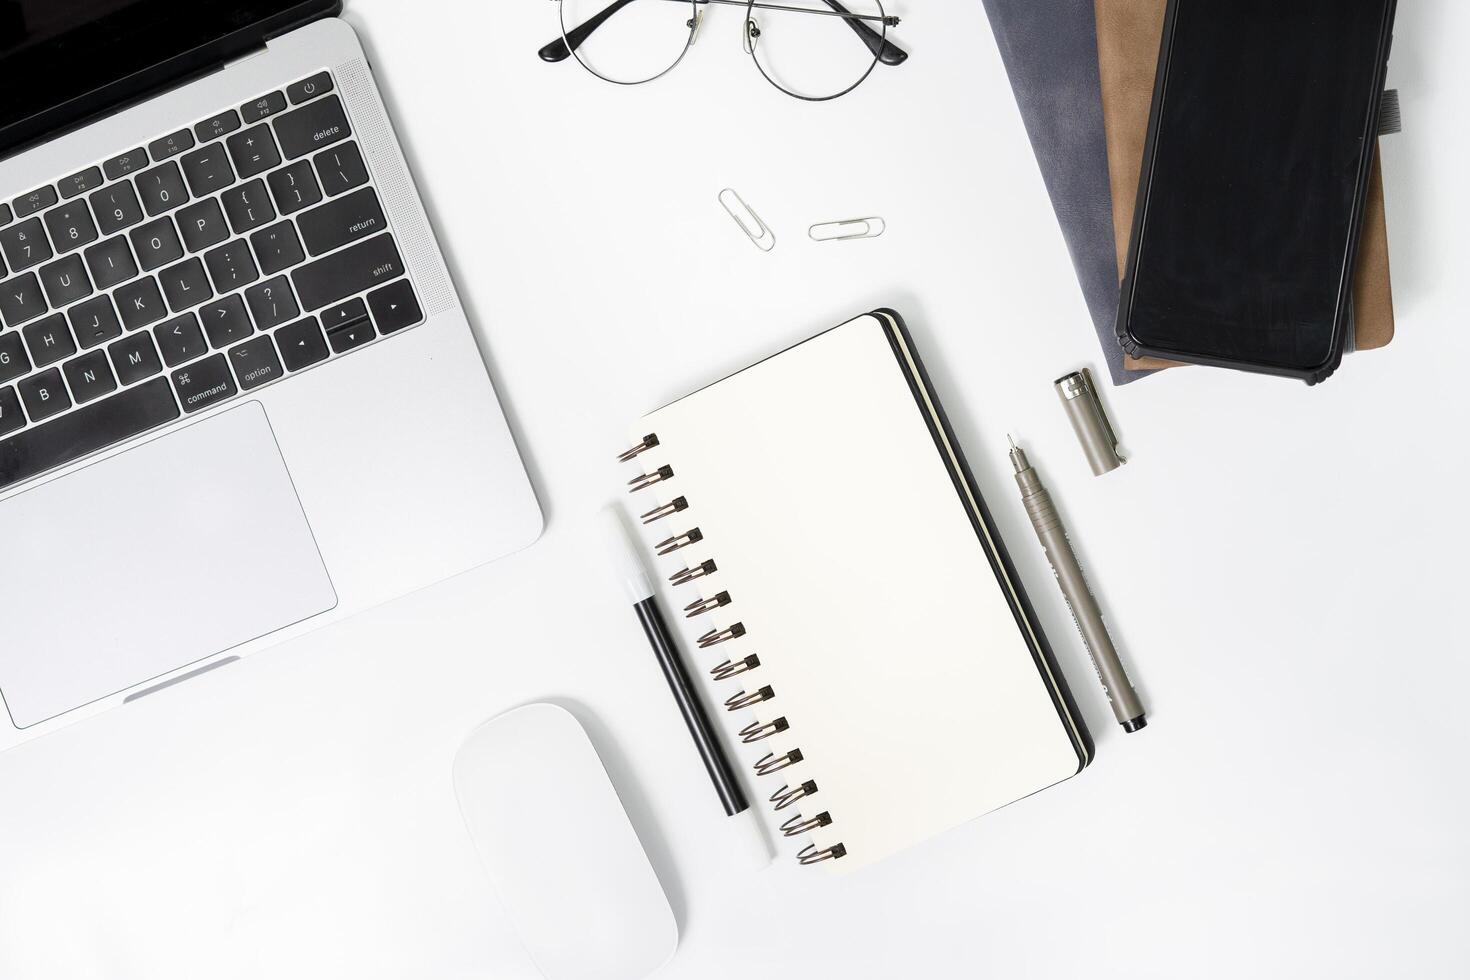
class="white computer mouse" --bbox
[453,703,678,980]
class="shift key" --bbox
[291,233,406,311]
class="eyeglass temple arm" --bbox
[538,0,908,65]
[538,0,639,62]
[820,0,907,66]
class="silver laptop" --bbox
[0,2,542,751]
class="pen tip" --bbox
[1007,433,1017,449]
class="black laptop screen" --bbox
[0,0,337,158]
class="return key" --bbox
[297,187,387,256]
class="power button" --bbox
[287,71,335,105]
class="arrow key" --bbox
[326,315,375,354]
[366,278,422,335]
[322,296,368,333]
[275,316,329,371]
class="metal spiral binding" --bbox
[754,749,804,776]
[655,528,703,555]
[621,431,845,866]
[738,717,789,742]
[725,686,774,711]
[798,843,848,865]
[710,655,761,680]
[670,560,717,586]
[627,465,674,492]
[684,591,732,617]
[769,780,817,811]
[780,811,832,837]
[697,623,746,648]
[640,497,688,523]
[618,434,660,462]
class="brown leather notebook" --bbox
[1095,0,1396,371]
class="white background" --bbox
[2,1,1466,978]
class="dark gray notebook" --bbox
[979,0,1151,384]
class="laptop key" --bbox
[136,161,189,216]
[0,385,22,436]
[267,160,322,215]
[177,198,230,253]
[292,233,405,311]
[204,240,259,293]
[43,201,99,253]
[250,220,305,276]
[244,275,299,330]
[172,353,236,413]
[367,279,423,334]
[90,182,145,236]
[23,314,76,367]
[85,236,139,290]
[200,294,254,348]
[321,297,367,333]
[148,128,195,162]
[287,71,334,105]
[0,377,180,490]
[63,349,118,404]
[226,124,281,180]
[104,148,150,181]
[115,276,167,331]
[109,332,164,386]
[12,186,57,219]
[194,109,242,143]
[274,95,351,160]
[314,141,369,197]
[229,335,284,390]
[275,316,329,371]
[242,91,287,124]
[68,295,123,349]
[60,167,104,199]
[160,257,213,312]
[297,187,385,256]
[0,217,54,272]
[326,316,374,354]
[0,331,31,384]
[19,367,71,421]
[222,178,276,235]
[39,254,92,308]
[180,143,236,198]
[130,217,184,272]
[154,313,207,367]
[0,272,48,327]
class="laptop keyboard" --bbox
[0,70,425,491]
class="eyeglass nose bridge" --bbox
[687,8,705,42]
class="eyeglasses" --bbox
[539,0,907,103]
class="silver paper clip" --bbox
[718,188,776,252]
[808,217,886,242]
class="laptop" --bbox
[0,1,542,750]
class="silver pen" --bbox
[1008,437,1146,732]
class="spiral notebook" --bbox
[621,311,1092,872]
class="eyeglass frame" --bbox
[538,0,907,103]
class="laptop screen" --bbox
[0,0,337,158]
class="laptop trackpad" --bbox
[0,403,336,729]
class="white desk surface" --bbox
[2,2,1465,978]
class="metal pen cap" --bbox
[1055,369,1125,476]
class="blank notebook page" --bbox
[633,314,1084,872]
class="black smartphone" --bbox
[1116,0,1397,384]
